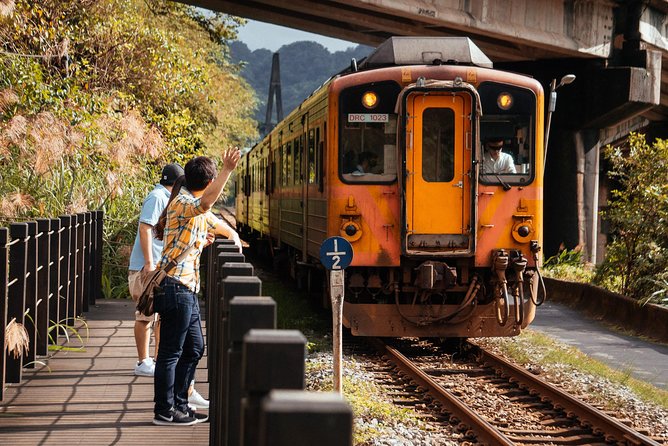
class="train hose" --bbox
[395,276,481,326]
[513,283,524,325]
[511,255,527,325]
[531,267,547,306]
[495,283,510,326]
[530,242,547,306]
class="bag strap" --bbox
[161,242,198,274]
[138,243,198,298]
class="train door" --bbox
[404,91,473,255]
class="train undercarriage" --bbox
[339,254,543,338]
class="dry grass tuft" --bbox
[104,111,165,165]
[0,89,19,113]
[65,194,88,214]
[0,0,15,18]
[4,114,28,144]
[5,318,29,359]
[0,191,34,218]
[105,171,124,198]
[141,126,165,159]
[31,112,69,174]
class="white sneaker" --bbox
[134,357,155,376]
[188,388,209,409]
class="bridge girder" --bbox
[183,0,668,124]
[184,0,618,62]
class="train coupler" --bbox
[415,261,457,290]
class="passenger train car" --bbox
[236,37,546,338]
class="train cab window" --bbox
[478,83,536,185]
[339,80,401,184]
[339,116,397,183]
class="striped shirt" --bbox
[158,188,222,292]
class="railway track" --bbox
[368,338,662,446]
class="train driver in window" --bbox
[342,149,358,174]
[352,151,378,175]
[482,137,516,174]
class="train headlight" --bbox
[340,220,362,242]
[512,221,533,243]
[362,91,378,109]
[497,92,513,110]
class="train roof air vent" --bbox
[359,37,493,70]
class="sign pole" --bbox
[319,236,353,394]
[330,268,345,392]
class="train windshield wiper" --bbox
[494,174,512,191]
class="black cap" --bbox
[160,163,184,186]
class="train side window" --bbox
[294,137,302,185]
[318,125,325,192]
[308,129,316,184]
[280,145,285,187]
[271,159,276,192]
[250,163,253,192]
[287,141,294,186]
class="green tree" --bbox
[0,0,257,297]
[595,133,668,302]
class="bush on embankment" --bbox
[595,133,668,306]
[0,0,258,298]
[545,133,668,307]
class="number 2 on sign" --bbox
[332,255,341,269]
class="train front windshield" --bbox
[338,81,401,183]
[478,82,537,185]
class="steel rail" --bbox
[369,338,515,446]
[474,343,661,446]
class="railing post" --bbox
[241,329,306,446]
[6,223,28,383]
[207,250,246,429]
[36,219,51,357]
[58,215,71,328]
[93,210,104,301]
[259,390,354,446]
[210,274,260,446]
[214,243,242,303]
[75,213,85,315]
[203,241,224,335]
[67,214,77,324]
[0,227,9,400]
[24,221,38,368]
[48,219,61,345]
[83,212,92,310]
[226,296,276,446]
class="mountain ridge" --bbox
[230,40,373,128]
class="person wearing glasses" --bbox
[482,137,516,174]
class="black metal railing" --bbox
[202,239,353,446]
[0,211,104,401]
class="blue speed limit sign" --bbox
[319,236,353,270]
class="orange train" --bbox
[235,37,546,338]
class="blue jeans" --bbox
[154,276,204,415]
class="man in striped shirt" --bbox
[152,148,241,426]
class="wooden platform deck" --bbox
[0,299,210,445]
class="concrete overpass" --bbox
[181,0,668,261]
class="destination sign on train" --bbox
[348,113,389,123]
